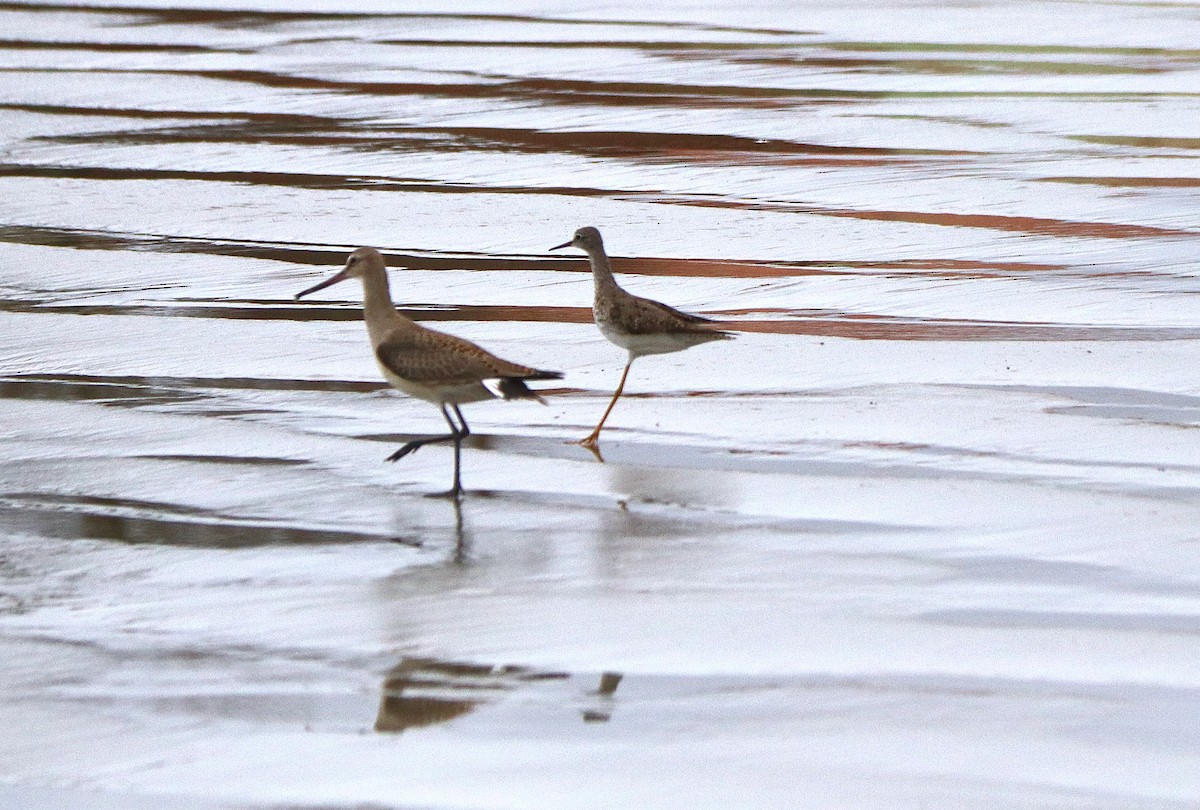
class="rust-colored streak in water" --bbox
[21,292,1188,342]
[23,298,1174,344]
[0,103,338,125]
[724,317,1200,342]
[662,196,1195,239]
[444,307,1200,342]
[583,257,829,279]
[30,121,971,165]
[405,305,594,325]
[822,41,1200,57]
[667,198,1200,238]
[603,257,1065,279]
[742,55,1167,76]
[0,3,814,37]
[375,38,812,51]
[407,127,974,159]
[856,258,1065,274]
[0,224,1073,282]
[1071,135,1200,150]
[1,372,387,394]
[24,67,886,107]
[0,224,826,278]
[1038,176,1200,188]
[815,208,1195,239]
[0,39,224,53]
[0,162,628,199]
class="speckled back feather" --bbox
[374,321,562,388]
[598,288,733,341]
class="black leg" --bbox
[452,404,470,439]
[386,404,461,463]
[448,404,470,496]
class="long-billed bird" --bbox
[296,247,561,495]
[551,227,732,450]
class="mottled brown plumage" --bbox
[374,319,557,399]
[551,226,733,450]
[295,247,561,495]
[593,288,726,343]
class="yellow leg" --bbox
[578,357,633,450]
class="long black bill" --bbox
[294,267,351,300]
[549,240,573,251]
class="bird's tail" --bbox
[495,370,563,403]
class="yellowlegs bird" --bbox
[295,247,561,496]
[550,226,732,450]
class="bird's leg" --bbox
[578,356,633,451]
[451,404,470,440]
[386,403,460,462]
[448,404,471,497]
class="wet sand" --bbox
[1,1,1200,808]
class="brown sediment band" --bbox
[813,208,1196,239]
[1037,176,1200,188]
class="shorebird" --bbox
[295,247,561,496]
[550,226,732,450]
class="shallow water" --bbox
[1,1,1200,808]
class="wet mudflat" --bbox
[1,1,1200,807]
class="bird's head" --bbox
[551,226,604,253]
[295,247,384,299]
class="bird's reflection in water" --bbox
[582,672,624,723]
[388,491,468,560]
[374,657,493,733]
[450,492,467,564]
[374,657,623,733]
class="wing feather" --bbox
[374,325,559,385]
[616,294,732,338]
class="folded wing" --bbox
[375,327,561,398]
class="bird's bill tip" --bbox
[294,267,350,299]
[549,240,573,251]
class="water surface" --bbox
[1,1,1199,808]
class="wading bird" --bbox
[296,247,561,496]
[551,227,732,450]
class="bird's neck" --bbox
[586,248,620,295]
[360,267,405,344]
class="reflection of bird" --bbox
[375,657,485,733]
[295,247,561,496]
[582,671,624,722]
[551,226,733,450]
